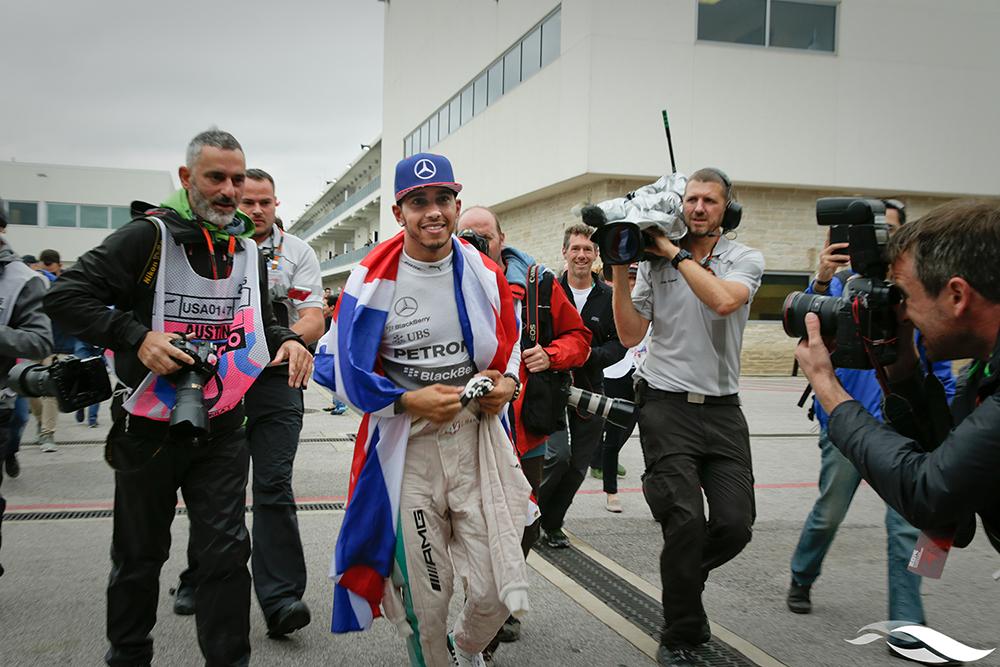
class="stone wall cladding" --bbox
[493,180,958,374]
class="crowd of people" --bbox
[0,130,997,667]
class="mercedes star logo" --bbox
[413,158,437,180]
[394,296,419,317]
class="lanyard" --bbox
[266,227,285,271]
[200,226,237,280]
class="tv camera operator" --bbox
[608,168,764,667]
[0,202,54,577]
[795,200,1000,563]
[44,130,311,667]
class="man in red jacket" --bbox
[458,206,591,649]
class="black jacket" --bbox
[828,336,1000,554]
[558,272,626,393]
[43,201,300,392]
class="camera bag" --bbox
[519,264,570,436]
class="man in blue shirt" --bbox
[787,202,955,657]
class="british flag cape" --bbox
[312,231,517,633]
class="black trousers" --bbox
[538,408,605,533]
[636,390,755,649]
[105,421,251,667]
[595,371,637,494]
[0,406,11,571]
[520,455,544,556]
[181,372,306,623]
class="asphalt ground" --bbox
[1,377,997,666]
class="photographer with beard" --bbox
[44,129,310,666]
[796,200,1000,560]
[611,168,764,667]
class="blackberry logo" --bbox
[413,510,441,592]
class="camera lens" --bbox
[782,291,841,339]
[169,369,211,438]
[603,223,642,265]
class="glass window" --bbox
[541,10,561,66]
[449,95,462,133]
[503,45,521,93]
[460,84,474,124]
[47,203,77,228]
[697,0,766,46]
[404,133,414,157]
[429,113,439,146]
[421,119,431,151]
[770,1,836,51]
[487,60,504,105]
[438,106,450,141]
[111,206,132,229]
[473,72,488,116]
[521,26,542,80]
[8,201,38,225]
[80,205,109,229]
[749,273,810,321]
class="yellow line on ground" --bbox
[526,550,660,663]
[565,530,788,667]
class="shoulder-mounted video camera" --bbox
[782,198,901,369]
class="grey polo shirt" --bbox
[631,236,764,396]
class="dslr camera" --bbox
[8,356,112,412]
[166,338,219,438]
[582,173,689,265]
[782,198,901,369]
[457,228,491,257]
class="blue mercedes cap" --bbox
[394,152,463,202]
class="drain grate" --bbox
[535,543,758,666]
[5,501,345,522]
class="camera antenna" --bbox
[661,109,677,174]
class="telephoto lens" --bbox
[781,292,841,339]
[166,339,219,439]
[564,386,636,428]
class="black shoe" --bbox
[786,579,812,614]
[543,528,570,549]
[497,615,521,642]
[657,645,697,667]
[268,600,311,638]
[5,454,20,478]
[172,583,196,616]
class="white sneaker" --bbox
[39,434,57,453]
[448,632,487,667]
[605,494,623,513]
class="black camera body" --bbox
[782,198,901,369]
[166,338,219,438]
[457,229,491,257]
[7,356,112,412]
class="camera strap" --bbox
[526,264,539,347]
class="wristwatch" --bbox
[670,249,693,270]
[503,372,522,401]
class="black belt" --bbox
[642,383,740,406]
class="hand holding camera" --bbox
[138,331,197,376]
[815,240,851,288]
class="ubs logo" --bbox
[394,296,419,317]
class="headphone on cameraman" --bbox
[702,167,743,232]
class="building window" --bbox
[111,206,132,229]
[697,0,836,52]
[80,205,109,229]
[7,201,38,226]
[403,6,561,156]
[749,272,811,321]
[47,202,77,228]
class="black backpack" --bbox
[519,265,570,436]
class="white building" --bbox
[377,0,1000,373]
[288,140,381,290]
[1,161,175,263]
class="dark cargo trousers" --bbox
[636,386,755,650]
[181,371,307,625]
[538,409,606,533]
[105,422,251,667]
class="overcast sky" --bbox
[0,0,384,223]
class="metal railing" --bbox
[320,244,374,273]
[298,176,381,240]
